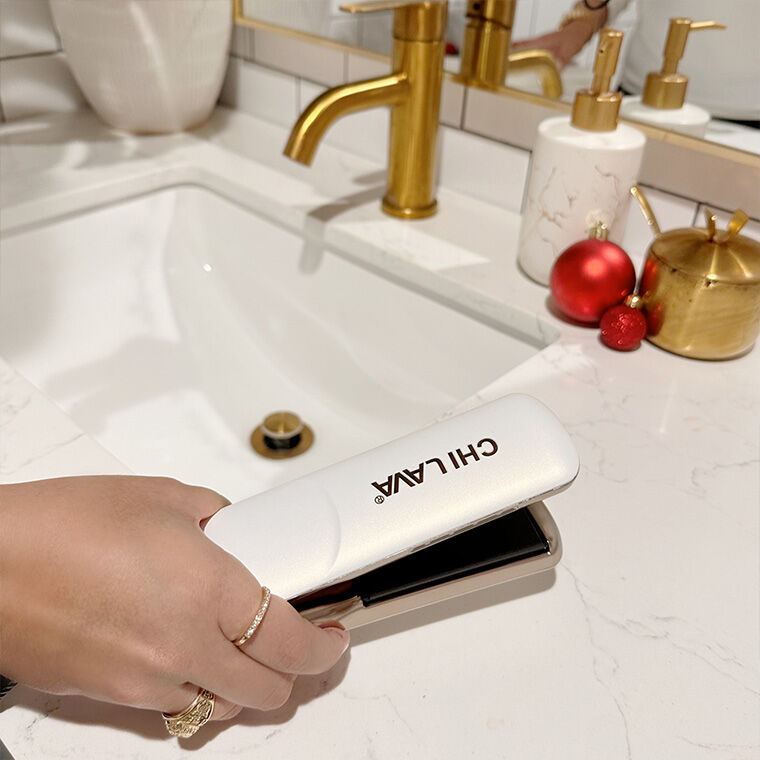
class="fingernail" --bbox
[318,620,346,631]
[328,626,350,653]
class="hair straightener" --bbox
[206,394,579,628]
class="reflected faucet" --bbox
[459,0,562,98]
[284,1,447,219]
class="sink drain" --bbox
[250,411,314,459]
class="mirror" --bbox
[240,0,760,156]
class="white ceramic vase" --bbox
[50,0,232,133]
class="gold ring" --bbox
[162,688,215,738]
[233,586,271,647]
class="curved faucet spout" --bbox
[507,49,563,99]
[284,74,409,165]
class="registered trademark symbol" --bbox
[374,495,384,504]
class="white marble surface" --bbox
[0,109,758,759]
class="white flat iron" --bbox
[206,394,579,628]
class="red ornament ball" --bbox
[550,238,636,324]
[600,304,647,351]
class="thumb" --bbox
[160,479,231,527]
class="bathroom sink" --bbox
[0,186,546,500]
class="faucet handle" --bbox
[340,0,447,42]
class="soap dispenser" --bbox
[620,18,725,138]
[518,29,645,286]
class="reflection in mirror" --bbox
[241,0,760,155]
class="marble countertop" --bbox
[0,109,758,760]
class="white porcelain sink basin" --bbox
[1,186,547,500]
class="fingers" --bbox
[192,640,298,711]
[144,477,230,525]
[215,555,350,678]
[175,483,230,525]
[236,593,350,675]
[159,683,242,722]
[509,38,533,50]
[204,548,348,716]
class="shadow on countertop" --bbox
[1,652,351,750]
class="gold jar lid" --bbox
[650,209,760,285]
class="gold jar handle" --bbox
[630,185,661,236]
[708,207,749,243]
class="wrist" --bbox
[559,5,607,41]
[564,18,597,46]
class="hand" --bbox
[512,21,595,69]
[0,476,350,722]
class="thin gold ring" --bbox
[234,587,271,647]
[162,688,215,738]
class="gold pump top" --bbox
[650,208,760,285]
[641,18,725,109]
[571,29,624,132]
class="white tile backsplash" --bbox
[324,17,360,49]
[463,85,564,150]
[346,52,389,81]
[220,57,298,128]
[298,79,325,112]
[357,13,393,56]
[440,78,465,128]
[439,126,530,212]
[253,27,345,87]
[230,25,253,61]
[0,0,86,121]
[530,0,569,36]
[0,52,84,121]
[512,0,536,40]
[0,0,59,58]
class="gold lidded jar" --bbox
[638,207,760,360]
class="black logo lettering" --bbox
[404,464,425,484]
[425,457,447,474]
[372,476,393,498]
[457,444,479,466]
[372,436,498,500]
[478,438,498,456]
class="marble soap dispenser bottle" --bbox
[517,29,645,286]
[619,17,725,139]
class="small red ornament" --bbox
[600,295,647,351]
[550,224,636,324]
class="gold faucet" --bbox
[459,0,562,98]
[284,1,447,219]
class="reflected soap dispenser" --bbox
[518,30,645,286]
[620,18,725,138]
